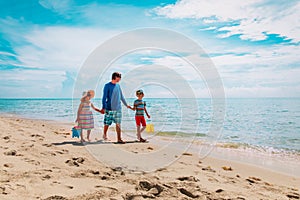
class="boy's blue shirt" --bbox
[102,82,128,111]
[134,99,146,116]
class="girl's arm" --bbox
[91,103,101,112]
[76,103,84,122]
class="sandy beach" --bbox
[0,115,299,200]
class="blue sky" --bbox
[0,0,299,98]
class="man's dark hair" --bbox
[112,72,121,80]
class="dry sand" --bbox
[0,115,299,200]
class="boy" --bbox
[131,89,150,142]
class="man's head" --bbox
[112,72,122,83]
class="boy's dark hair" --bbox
[112,72,121,80]
[136,89,144,95]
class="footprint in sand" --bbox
[40,151,56,156]
[65,185,73,189]
[177,176,198,182]
[287,192,300,199]
[42,143,53,147]
[65,157,85,167]
[137,181,164,197]
[3,163,14,168]
[178,188,199,198]
[222,166,233,171]
[55,149,69,154]
[4,150,18,156]
[30,134,45,140]
[23,158,40,166]
[65,160,79,167]
[202,166,216,173]
[3,136,10,140]
[43,195,67,200]
[155,167,167,172]
[42,175,51,180]
[182,152,193,156]
[246,176,261,184]
[207,176,220,183]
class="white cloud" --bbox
[153,0,300,42]
[211,45,300,68]
[39,0,73,15]
[16,26,119,70]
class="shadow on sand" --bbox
[52,140,148,146]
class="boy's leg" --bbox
[87,129,91,142]
[136,126,141,140]
[139,117,147,141]
[140,126,146,133]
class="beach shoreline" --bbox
[2,112,299,177]
[0,114,299,199]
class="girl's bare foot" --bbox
[80,139,86,143]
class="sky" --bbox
[0,0,299,98]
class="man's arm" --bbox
[100,84,108,114]
[102,84,108,109]
[120,87,129,108]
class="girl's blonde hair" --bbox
[81,90,95,102]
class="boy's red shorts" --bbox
[135,116,146,127]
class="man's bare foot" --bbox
[116,140,126,144]
[103,135,108,140]
[139,138,147,142]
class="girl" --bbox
[76,90,100,143]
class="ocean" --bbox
[0,98,299,154]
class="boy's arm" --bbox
[144,106,150,118]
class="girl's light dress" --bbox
[78,102,94,130]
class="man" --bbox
[100,72,131,143]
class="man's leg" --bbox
[103,125,109,140]
[103,111,112,140]
[115,110,124,143]
[116,123,122,142]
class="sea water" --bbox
[0,98,299,154]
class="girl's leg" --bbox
[87,129,91,142]
[80,130,85,143]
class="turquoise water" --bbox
[0,98,299,153]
